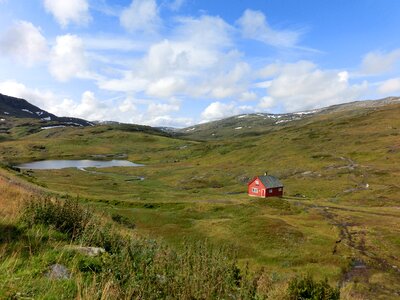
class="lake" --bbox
[17,160,143,170]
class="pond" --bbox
[17,160,143,170]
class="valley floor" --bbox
[1,103,400,298]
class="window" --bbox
[278,188,282,192]
[269,189,273,193]
[255,180,259,186]
[252,188,258,193]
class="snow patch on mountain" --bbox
[41,125,66,130]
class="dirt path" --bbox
[313,205,400,294]
[285,190,400,296]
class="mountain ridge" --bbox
[1,92,399,136]
[0,93,93,127]
[179,96,400,140]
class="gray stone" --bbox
[46,264,71,280]
[66,245,106,257]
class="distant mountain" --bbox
[180,96,400,140]
[0,93,93,127]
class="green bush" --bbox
[21,198,92,239]
[287,274,340,300]
[112,213,136,229]
[79,222,124,254]
[77,256,103,273]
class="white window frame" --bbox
[252,188,258,193]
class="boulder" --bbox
[46,264,71,280]
[66,245,106,257]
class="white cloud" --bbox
[258,63,281,78]
[166,0,185,11]
[0,79,191,127]
[0,80,71,115]
[120,0,160,33]
[0,21,48,67]
[361,49,400,75]
[49,34,87,82]
[258,96,275,109]
[338,71,349,82]
[239,91,258,101]
[99,72,149,92]
[140,100,192,127]
[261,61,368,111]
[237,9,301,47]
[99,15,250,101]
[43,0,90,28]
[201,101,254,122]
[377,77,400,94]
[143,115,192,127]
[0,80,133,121]
[83,36,148,52]
[147,101,180,115]
[147,77,186,98]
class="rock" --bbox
[66,245,106,257]
[236,175,250,184]
[46,264,71,280]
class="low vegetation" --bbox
[2,102,400,298]
[287,275,340,300]
[0,178,341,299]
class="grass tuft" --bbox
[21,198,92,240]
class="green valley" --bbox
[1,99,400,299]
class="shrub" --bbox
[287,274,340,300]
[79,222,125,254]
[77,256,103,273]
[21,197,92,239]
[111,213,136,229]
[105,240,251,299]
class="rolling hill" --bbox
[0,93,93,127]
[1,94,400,298]
[0,93,173,141]
[179,96,400,140]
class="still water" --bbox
[17,160,142,170]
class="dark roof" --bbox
[258,175,283,188]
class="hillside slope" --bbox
[180,96,400,140]
[0,93,173,141]
[1,98,400,299]
[0,93,93,126]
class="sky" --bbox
[0,0,400,127]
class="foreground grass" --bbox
[0,175,343,299]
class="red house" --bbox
[248,174,283,198]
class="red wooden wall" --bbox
[248,177,283,198]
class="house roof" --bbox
[257,175,283,188]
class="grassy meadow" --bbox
[1,103,400,298]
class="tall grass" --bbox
[18,197,273,299]
[0,176,30,220]
[3,187,339,299]
[287,274,340,300]
[21,197,92,239]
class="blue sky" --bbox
[0,0,400,127]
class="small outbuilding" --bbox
[248,173,283,198]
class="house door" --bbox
[261,189,265,197]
